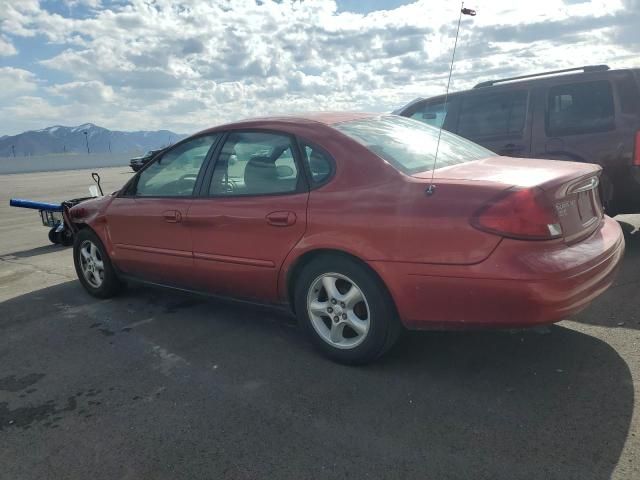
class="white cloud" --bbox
[0,35,17,56]
[48,80,114,103]
[63,0,102,8]
[0,0,638,135]
[0,67,38,99]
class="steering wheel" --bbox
[223,179,237,193]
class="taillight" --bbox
[471,187,562,240]
[634,130,640,166]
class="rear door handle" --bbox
[266,211,296,227]
[163,210,182,223]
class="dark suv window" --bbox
[616,75,640,114]
[457,91,527,138]
[546,80,614,136]
[409,100,449,128]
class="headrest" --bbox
[244,155,277,192]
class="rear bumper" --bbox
[371,216,625,329]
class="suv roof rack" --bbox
[473,65,610,89]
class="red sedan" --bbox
[70,113,624,364]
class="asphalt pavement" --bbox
[0,167,638,479]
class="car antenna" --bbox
[426,2,476,196]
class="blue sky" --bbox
[338,0,415,13]
[0,0,638,135]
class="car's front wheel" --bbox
[294,255,402,364]
[73,228,123,298]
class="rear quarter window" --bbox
[546,80,615,136]
[300,142,334,187]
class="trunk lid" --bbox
[414,156,604,243]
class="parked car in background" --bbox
[394,65,640,215]
[129,148,165,172]
[69,113,623,364]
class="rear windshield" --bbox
[335,115,494,175]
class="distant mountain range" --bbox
[0,123,188,157]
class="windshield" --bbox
[335,115,494,175]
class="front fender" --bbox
[69,195,116,251]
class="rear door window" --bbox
[457,91,527,138]
[208,131,301,196]
[546,80,614,136]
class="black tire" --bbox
[48,227,59,244]
[294,254,403,365]
[73,228,122,298]
[59,228,74,246]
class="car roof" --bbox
[397,66,640,110]
[196,112,378,135]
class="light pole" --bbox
[83,131,90,154]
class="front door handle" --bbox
[163,210,182,223]
[266,211,296,227]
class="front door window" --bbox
[135,134,219,197]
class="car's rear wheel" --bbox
[294,255,402,364]
[73,228,122,298]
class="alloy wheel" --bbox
[306,272,371,349]
[79,240,105,288]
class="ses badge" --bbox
[555,199,576,217]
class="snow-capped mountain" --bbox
[0,123,187,157]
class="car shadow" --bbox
[574,219,640,330]
[0,281,633,479]
[0,244,71,260]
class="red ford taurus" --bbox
[70,113,624,364]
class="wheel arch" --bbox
[72,219,114,256]
[284,248,397,315]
